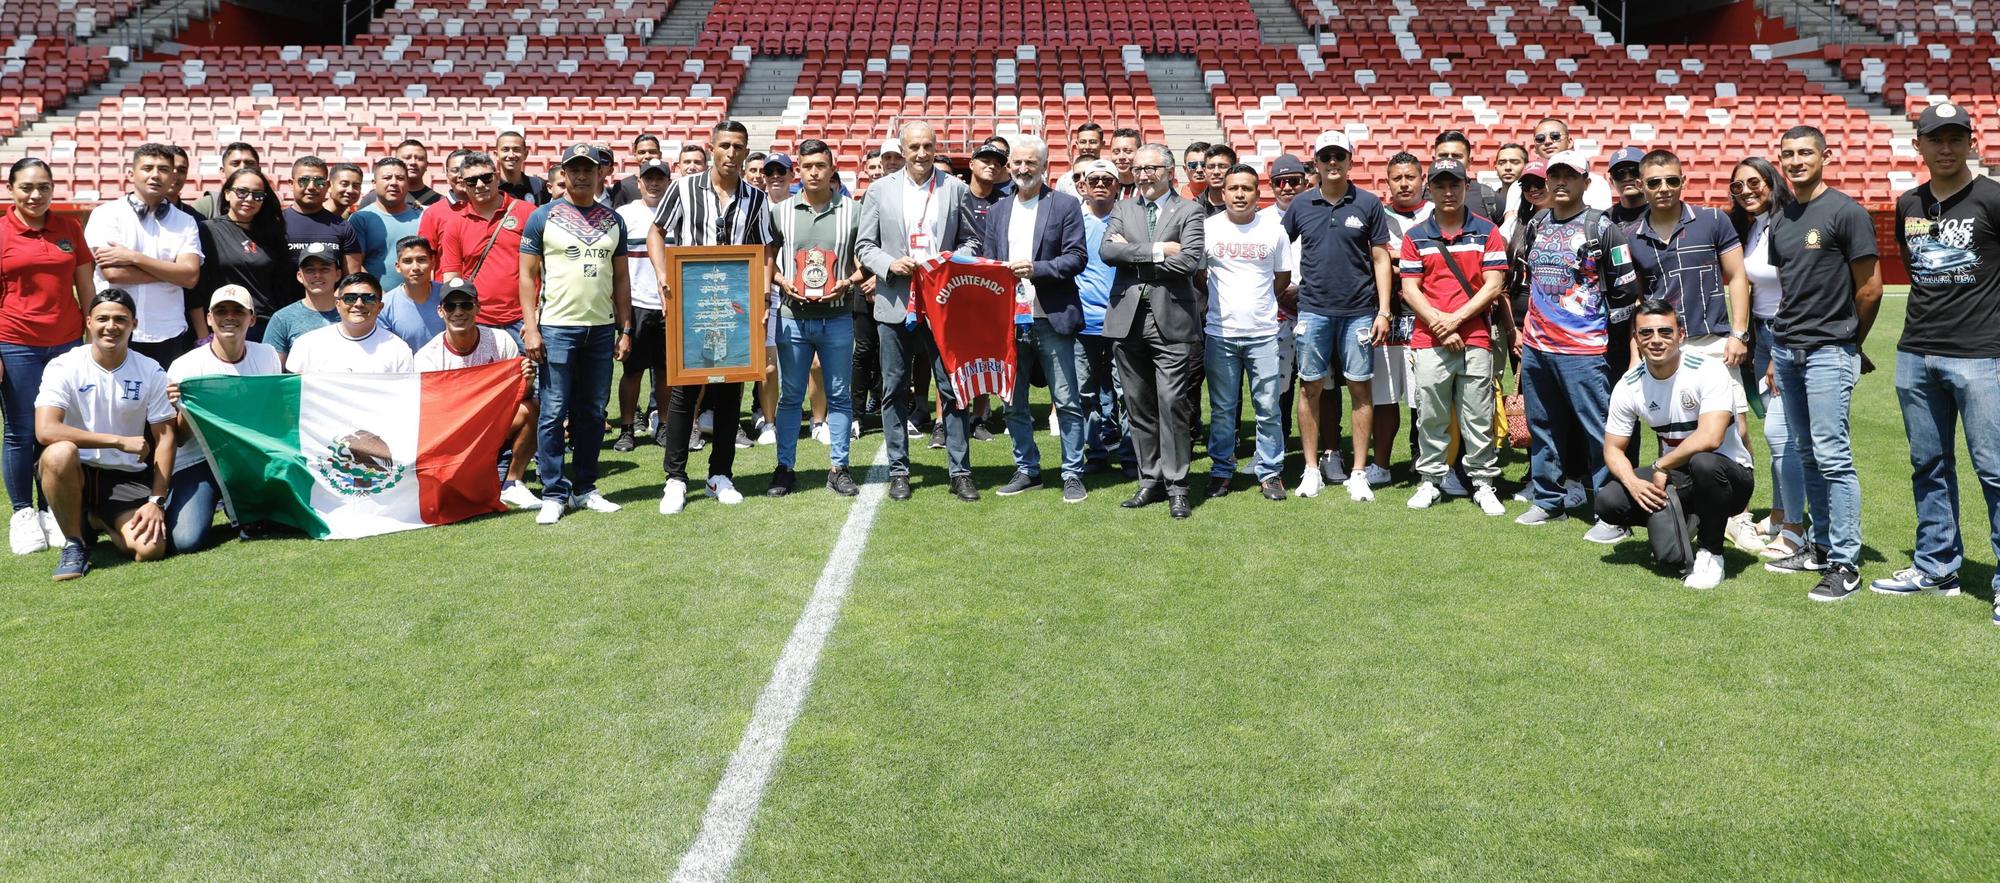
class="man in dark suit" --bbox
[1100,144,1207,519]
[980,135,1091,503]
[856,121,985,502]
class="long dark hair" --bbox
[217,167,293,271]
[1726,157,1793,241]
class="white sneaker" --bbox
[850,420,863,440]
[1472,483,1506,516]
[575,490,621,513]
[1510,488,1532,503]
[811,422,831,445]
[660,478,688,515]
[1363,463,1393,486]
[499,481,542,510]
[1684,550,1724,589]
[1295,469,1323,498]
[1562,480,1587,509]
[1725,512,1767,553]
[1441,470,1469,497]
[1048,410,1060,437]
[535,499,565,524]
[756,423,776,446]
[1515,506,1567,526]
[1406,481,1442,509]
[1345,470,1374,502]
[708,475,745,505]
[1584,519,1631,544]
[10,507,50,554]
[38,510,60,547]
[697,411,715,435]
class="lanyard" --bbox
[914,172,938,233]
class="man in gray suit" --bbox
[1101,144,1207,519]
[857,121,984,502]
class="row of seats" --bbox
[1825,39,2000,113]
[372,0,668,37]
[0,0,141,36]
[1839,0,1993,34]
[697,0,1260,53]
[0,38,116,137]
[1287,0,1596,33]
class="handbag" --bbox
[1423,234,1532,449]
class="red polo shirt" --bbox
[434,195,533,326]
[0,212,89,346]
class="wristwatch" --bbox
[146,495,166,508]
[1728,329,1751,343]
[618,327,634,336]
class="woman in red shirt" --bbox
[2,158,93,553]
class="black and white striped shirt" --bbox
[652,172,774,247]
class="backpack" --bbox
[1517,207,1638,320]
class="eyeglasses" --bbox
[460,172,496,186]
[1728,178,1767,195]
[442,301,478,312]
[295,176,328,188]
[1644,175,1684,190]
[228,188,268,201]
[1082,176,1119,187]
[1271,175,1306,188]
[1633,326,1678,340]
[337,293,382,305]
[1532,132,1566,144]
[1132,164,1167,174]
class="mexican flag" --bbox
[179,359,526,540]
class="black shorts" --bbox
[81,464,151,525]
[628,307,666,374]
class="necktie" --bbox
[1144,199,1157,236]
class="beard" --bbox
[1011,172,1043,191]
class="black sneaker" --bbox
[766,465,795,497]
[1206,475,1232,498]
[996,470,1042,496]
[826,467,859,497]
[1260,476,1286,500]
[929,424,946,450]
[1062,476,1087,503]
[612,425,638,453]
[971,424,996,442]
[1765,543,1829,574]
[52,539,88,582]
[950,474,980,502]
[1809,564,1862,603]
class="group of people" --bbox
[2,103,1995,619]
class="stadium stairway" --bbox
[1245,0,1314,45]
[1145,54,1227,156]
[1785,53,1994,178]
[1759,0,1888,44]
[728,56,804,155]
[646,0,717,46]
[0,61,160,156]
[81,0,221,51]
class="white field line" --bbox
[671,443,891,883]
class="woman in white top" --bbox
[1729,157,1807,559]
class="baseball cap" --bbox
[1079,158,1120,179]
[763,153,793,174]
[1607,146,1646,172]
[1917,102,1974,136]
[879,139,903,157]
[1520,159,1549,181]
[561,142,609,166]
[638,159,670,177]
[971,139,1009,162]
[1546,150,1589,175]
[439,277,479,306]
[1427,158,1468,182]
[298,241,340,267]
[1269,154,1308,179]
[209,284,254,311]
[1312,131,1354,159]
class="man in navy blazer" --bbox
[978,135,1092,502]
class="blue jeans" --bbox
[166,461,221,553]
[776,315,854,470]
[535,324,615,505]
[1752,318,1806,521]
[1895,350,2000,588]
[1076,334,1132,466]
[1521,346,1612,511]
[1,341,78,510]
[1204,334,1285,480]
[1772,342,1861,566]
[1294,312,1376,383]
[1006,319,1086,480]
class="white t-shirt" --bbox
[414,326,521,371]
[617,200,662,310]
[899,169,944,260]
[34,347,176,472]
[1606,352,1753,469]
[285,322,416,374]
[1741,214,1781,320]
[166,340,284,472]
[1202,212,1292,339]
[83,197,204,342]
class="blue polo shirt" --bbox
[1626,203,1742,338]
[1281,183,1391,317]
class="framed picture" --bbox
[662,244,768,386]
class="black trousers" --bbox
[661,382,742,481]
[1594,452,1754,554]
[851,311,881,407]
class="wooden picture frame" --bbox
[662,244,768,386]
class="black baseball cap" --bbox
[1427,158,1468,182]
[1268,154,1307,179]
[1916,102,1974,136]
[972,138,1009,162]
[439,278,479,306]
[638,159,670,177]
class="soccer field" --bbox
[5,296,1997,880]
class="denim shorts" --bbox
[1295,312,1375,383]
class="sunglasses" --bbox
[1315,150,1350,163]
[1271,175,1306,188]
[1633,326,1678,340]
[1533,132,1566,144]
[295,176,328,188]
[337,293,383,305]
[460,172,496,186]
[1611,167,1641,182]
[1185,161,1205,170]
[442,300,478,312]
[229,188,268,201]
[1728,178,1767,195]
[1521,178,1547,189]
[1082,176,1119,187]
[1644,175,1684,190]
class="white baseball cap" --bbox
[209,284,254,312]
[1312,131,1355,157]
[1079,158,1119,178]
[879,139,903,157]
[1546,150,1590,175]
